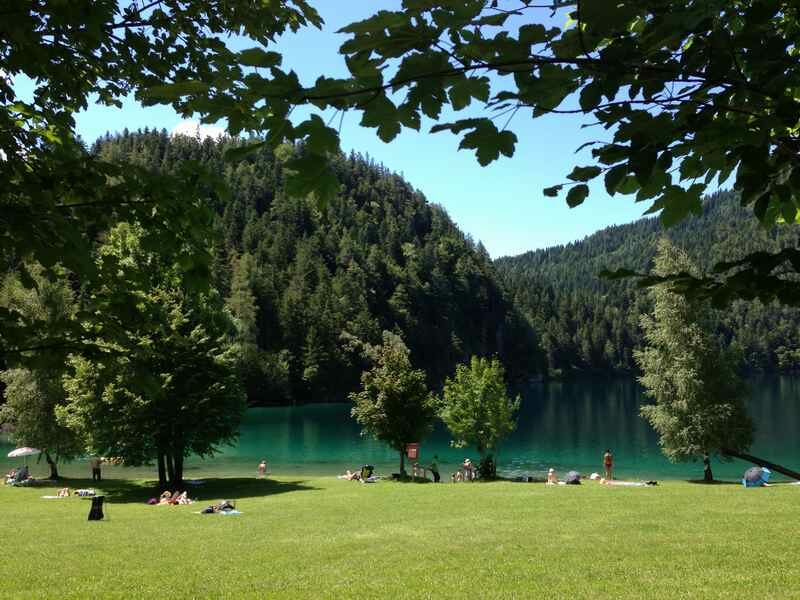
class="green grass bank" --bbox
[2,477,799,599]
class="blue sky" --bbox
[62,1,655,258]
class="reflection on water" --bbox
[2,377,799,481]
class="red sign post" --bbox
[405,443,420,460]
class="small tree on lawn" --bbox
[349,331,436,476]
[635,239,754,482]
[439,356,520,479]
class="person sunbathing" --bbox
[173,491,193,505]
[337,469,361,481]
[158,491,173,505]
[57,487,70,497]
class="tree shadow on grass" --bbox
[686,479,740,485]
[53,477,317,505]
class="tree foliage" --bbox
[634,239,754,481]
[0,0,321,361]
[288,0,800,305]
[349,331,437,475]
[439,356,520,478]
[0,267,84,478]
[58,224,246,486]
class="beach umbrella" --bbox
[743,466,771,487]
[7,447,40,458]
[7,447,41,467]
[565,470,581,485]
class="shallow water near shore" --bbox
[3,376,800,482]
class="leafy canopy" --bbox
[58,224,246,485]
[286,0,800,306]
[0,0,323,360]
[439,356,520,458]
[349,331,437,472]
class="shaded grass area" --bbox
[2,477,799,598]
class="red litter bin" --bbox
[406,443,420,460]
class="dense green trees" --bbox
[496,191,800,377]
[439,357,520,479]
[92,131,541,404]
[635,240,753,481]
[349,332,437,475]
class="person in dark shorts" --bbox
[429,455,441,483]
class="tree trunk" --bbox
[173,453,183,487]
[399,450,406,477]
[44,452,59,480]
[703,453,713,482]
[166,453,175,486]
[157,452,167,486]
[721,448,800,480]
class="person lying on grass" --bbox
[200,500,236,514]
[337,470,361,481]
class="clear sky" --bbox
[61,1,655,259]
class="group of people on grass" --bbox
[150,490,193,505]
[4,465,30,486]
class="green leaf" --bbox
[294,115,340,154]
[448,76,491,111]
[567,166,602,182]
[604,164,628,195]
[543,185,563,197]
[224,141,267,162]
[458,121,517,166]
[285,153,340,205]
[141,81,209,101]
[579,81,603,111]
[566,184,590,207]
[238,48,282,68]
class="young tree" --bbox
[0,267,84,479]
[349,331,436,476]
[634,239,754,481]
[58,224,246,486]
[439,356,520,479]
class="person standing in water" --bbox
[603,449,613,481]
[258,459,268,478]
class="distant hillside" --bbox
[495,191,800,376]
[93,130,541,405]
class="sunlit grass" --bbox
[2,476,798,598]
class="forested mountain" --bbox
[495,191,800,376]
[92,130,541,405]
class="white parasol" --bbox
[7,447,41,458]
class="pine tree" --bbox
[634,239,753,481]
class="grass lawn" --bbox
[2,476,799,598]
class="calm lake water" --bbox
[3,377,800,481]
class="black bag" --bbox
[88,495,105,521]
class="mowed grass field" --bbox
[2,476,800,599]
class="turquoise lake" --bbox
[3,377,800,481]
